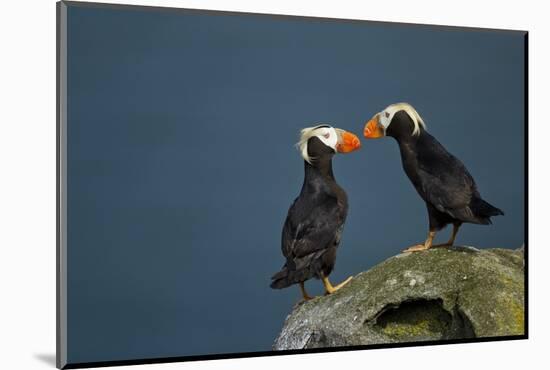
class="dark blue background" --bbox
[66,4,525,363]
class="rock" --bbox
[273,247,524,350]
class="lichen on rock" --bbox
[273,247,525,350]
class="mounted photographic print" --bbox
[57,1,528,368]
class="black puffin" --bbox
[271,125,361,300]
[363,102,503,252]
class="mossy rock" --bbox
[273,247,525,350]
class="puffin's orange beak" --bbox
[335,130,361,153]
[363,115,385,139]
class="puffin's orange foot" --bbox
[298,282,317,303]
[323,276,353,295]
[299,294,317,303]
[402,244,430,253]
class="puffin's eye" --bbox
[323,133,330,139]
[385,112,390,118]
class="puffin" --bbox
[363,102,503,252]
[270,125,361,300]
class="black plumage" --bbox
[365,104,503,251]
[271,136,348,293]
[389,110,503,227]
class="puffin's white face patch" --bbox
[380,102,426,136]
[379,110,392,130]
[297,125,338,163]
[316,126,338,150]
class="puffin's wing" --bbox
[416,144,478,218]
[282,200,343,263]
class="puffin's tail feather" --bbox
[473,198,504,217]
[270,267,310,289]
[270,268,289,289]
[470,197,504,224]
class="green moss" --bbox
[509,300,525,334]
[376,300,451,341]
[381,318,446,340]
[490,294,524,336]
